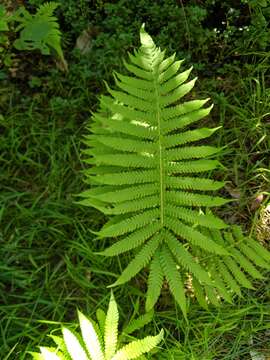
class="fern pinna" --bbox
[79,25,270,317]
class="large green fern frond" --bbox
[80,25,270,314]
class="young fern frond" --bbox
[80,25,270,314]
[13,2,64,60]
[30,292,163,360]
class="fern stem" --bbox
[154,64,165,226]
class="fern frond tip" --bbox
[140,24,155,47]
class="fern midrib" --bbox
[153,61,165,226]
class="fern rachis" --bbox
[80,25,270,314]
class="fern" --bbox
[192,225,270,306]
[30,291,163,360]
[13,2,64,60]
[0,5,9,32]
[80,25,270,314]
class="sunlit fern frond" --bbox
[79,25,270,316]
[30,291,163,360]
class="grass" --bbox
[214,73,270,231]
[1,2,270,359]
[1,70,270,359]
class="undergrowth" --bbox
[1,0,270,359]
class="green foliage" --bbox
[13,2,63,59]
[30,292,163,360]
[0,5,9,32]
[1,0,270,358]
[71,0,270,85]
[0,2,65,76]
[80,25,270,315]
[0,5,11,61]
[193,225,270,306]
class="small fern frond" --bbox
[162,99,210,122]
[162,104,213,132]
[14,1,64,59]
[30,292,163,360]
[104,195,159,215]
[83,183,158,203]
[86,170,158,186]
[160,67,193,93]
